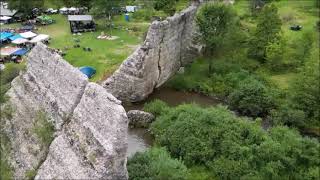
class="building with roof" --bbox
[68,15,96,33]
[0,6,17,17]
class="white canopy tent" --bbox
[12,38,29,44]
[29,34,49,43]
[126,6,137,12]
[69,7,77,11]
[0,16,12,21]
[19,31,37,39]
[59,7,68,12]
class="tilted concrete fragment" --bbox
[3,43,128,179]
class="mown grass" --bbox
[37,14,147,82]
[1,13,149,82]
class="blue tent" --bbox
[79,66,96,79]
[9,34,23,41]
[0,32,14,41]
[12,48,29,56]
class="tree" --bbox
[196,3,236,73]
[250,0,279,14]
[247,3,282,61]
[154,0,179,15]
[91,0,121,28]
[7,0,44,15]
[265,35,286,71]
[61,0,94,9]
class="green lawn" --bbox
[39,14,149,82]
[1,14,150,82]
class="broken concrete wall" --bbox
[2,43,128,179]
[103,2,202,102]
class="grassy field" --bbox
[1,14,150,82]
[234,0,319,89]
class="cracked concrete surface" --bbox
[3,44,128,179]
[103,2,202,102]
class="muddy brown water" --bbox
[126,87,222,157]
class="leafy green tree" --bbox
[265,35,286,71]
[154,0,179,15]
[196,3,236,73]
[248,3,282,61]
[91,0,121,28]
[127,147,189,180]
[250,0,279,14]
[59,0,93,9]
[7,0,44,15]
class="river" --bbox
[126,86,222,157]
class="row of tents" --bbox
[0,31,50,61]
[0,31,49,44]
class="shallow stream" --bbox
[126,87,222,157]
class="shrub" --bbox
[25,169,37,180]
[150,103,320,179]
[143,100,169,117]
[228,78,277,117]
[127,147,188,180]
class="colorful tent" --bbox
[0,47,21,56]
[36,15,54,24]
[9,34,23,41]
[0,32,13,41]
[12,48,28,56]
[79,66,96,79]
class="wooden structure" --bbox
[68,15,96,33]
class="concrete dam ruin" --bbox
[2,44,128,179]
[103,2,202,102]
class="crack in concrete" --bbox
[155,25,166,88]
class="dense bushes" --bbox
[127,147,188,180]
[148,102,320,179]
[167,58,278,118]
